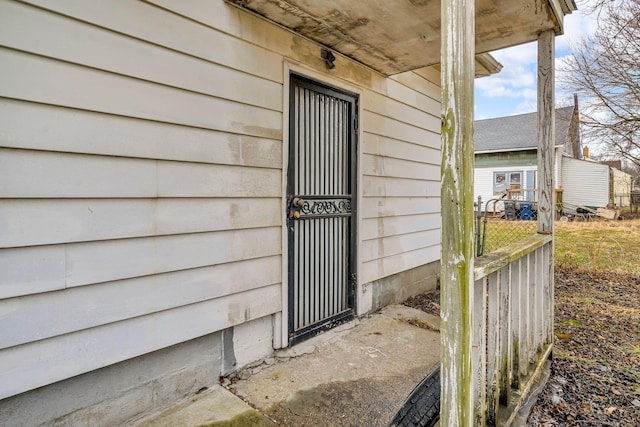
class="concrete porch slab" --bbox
[133,384,275,427]
[136,305,440,426]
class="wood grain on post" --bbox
[440,0,475,425]
[537,29,556,348]
[537,30,555,234]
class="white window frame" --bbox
[494,170,523,195]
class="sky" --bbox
[474,0,599,120]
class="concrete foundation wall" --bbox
[369,260,440,312]
[0,316,274,427]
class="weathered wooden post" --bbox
[537,29,556,348]
[537,29,555,235]
[440,0,475,425]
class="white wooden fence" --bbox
[472,234,554,426]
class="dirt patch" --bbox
[527,268,640,426]
[403,291,440,318]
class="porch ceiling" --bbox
[226,0,576,75]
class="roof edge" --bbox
[475,53,503,78]
[547,0,578,34]
[476,145,563,154]
[475,105,574,124]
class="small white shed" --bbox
[562,157,610,208]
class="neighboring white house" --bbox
[602,160,634,207]
[611,167,634,207]
[474,105,577,208]
[474,99,621,213]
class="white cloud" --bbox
[556,0,601,51]
[475,77,518,98]
[555,54,577,102]
[522,88,537,100]
[492,43,538,65]
[514,99,536,115]
[512,71,535,88]
[475,43,538,105]
[475,0,602,118]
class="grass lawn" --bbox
[482,218,640,274]
[555,219,640,274]
[481,218,538,254]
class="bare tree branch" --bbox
[561,0,640,169]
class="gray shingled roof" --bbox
[474,106,573,152]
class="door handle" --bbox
[289,197,304,220]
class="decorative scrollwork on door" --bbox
[299,198,351,217]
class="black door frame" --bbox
[286,73,359,346]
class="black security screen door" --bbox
[287,74,358,345]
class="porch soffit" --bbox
[225,0,576,76]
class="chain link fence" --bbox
[475,197,538,257]
[630,191,640,213]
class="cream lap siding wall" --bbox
[143,0,442,305]
[612,168,632,207]
[0,0,442,401]
[360,67,442,285]
[0,0,284,400]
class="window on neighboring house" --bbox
[494,171,523,196]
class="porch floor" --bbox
[134,305,441,426]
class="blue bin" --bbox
[520,202,533,220]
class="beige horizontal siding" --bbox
[144,0,441,116]
[361,213,441,241]
[0,0,282,112]
[0,149,281,198]
[0,246,66,299]
[0,283,282,401]
[363,134,440,164]
[0,198,281,248]
[364,90,440,131]
[66,227,280,288]
[379,75,441,113]
[362,154,440,181]
[362,197,440,219]
[359,49,441,281]
[362,176,436,198]
[360,108,440,280]
[361,229,441,263]
[21,0,285,83]
[0,48,282,139]
[1,255,281,349]
[0,227,281,297]
[362,110,439,147]
[361,245,441,285]
[0,100,282,168]
[392,67,442,101]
